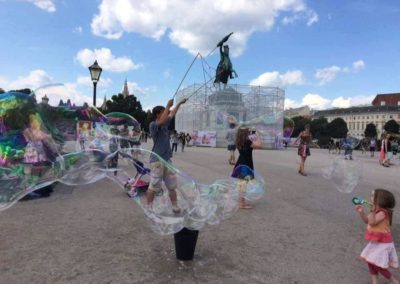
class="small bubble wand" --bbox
[352,196,372,208]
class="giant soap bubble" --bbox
[231,165,265,202]
[0,90,265,234]
[283,117,294,144]
[322,156,363,193]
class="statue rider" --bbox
[214,32,238,89]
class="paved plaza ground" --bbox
[1,144,400,283]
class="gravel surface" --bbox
[1,144,399,284]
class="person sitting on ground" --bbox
[146,98,187,213]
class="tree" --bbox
[364,123,377,138]
[310,117,328,139]
[327,118,348,138]
[143,110,153,132]
[291,116,311,137]
[10,88,32,94]
[104,93,147,127]
[384,119,399,134]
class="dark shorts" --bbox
[227,144,236,151]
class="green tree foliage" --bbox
[327,117,348,138]
[291,116,311,137]
[310,117,328,139]
[11,88,32,94]
[384,119,399,134]
[284,117,295,128]
[364,123,377,138]
[104,93,147,128]
[143,110,153,132]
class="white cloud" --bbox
[91,0,318,56]
[285,93,374,110]
[125,81,156,98]
[315,66,341,85]
[301,93,330,110]
[0,70,103,106]
[76,75,112,88]
[23,0,56,12]
[163,69,172,79]
[282,9,319,26]
[352,60,366,72]
[34,84,100,106]
[331,96,351,108]
[75,48,142,73]
[315,60,366,85]
[73,26,83,34]
[332,95,374,108]
[0,69,53,91]
[284,98,299,109]
[250,70,305,87]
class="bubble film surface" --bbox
[0,91,265,234]
[322,156,363,193]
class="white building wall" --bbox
[324,111,400,138]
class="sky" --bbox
[0,0,399,110]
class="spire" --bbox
[42,94,49,105]
[101,95,108,110]
[122,78,129,98]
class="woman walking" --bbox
[295,124,314,176]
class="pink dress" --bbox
[360,209,399,269]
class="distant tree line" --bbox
[291,115,400,146]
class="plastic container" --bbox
[174,227,199,261]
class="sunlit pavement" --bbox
[0,144,399,283]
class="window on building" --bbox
[381,101,386,106]
[376,115,379,118]
[398,101,400,106]
[390,115,393,119]
[367,116,369,119]
[357,122,360,130]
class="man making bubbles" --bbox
[146,98,187,213]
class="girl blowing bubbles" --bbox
[356,189,399,284]
[233,128,262,209]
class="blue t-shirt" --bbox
[149,118,172,162]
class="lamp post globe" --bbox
[88,60,102,106]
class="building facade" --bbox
[313,106,400,138]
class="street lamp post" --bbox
[88,60,102,106]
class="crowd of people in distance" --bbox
[327,134,400,167]
[170,130,191,154]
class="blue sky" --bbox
[0,0,399,110]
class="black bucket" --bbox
[174,228,199,261]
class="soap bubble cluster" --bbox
[0,90,265,234]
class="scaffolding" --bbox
[175,83,285,149]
